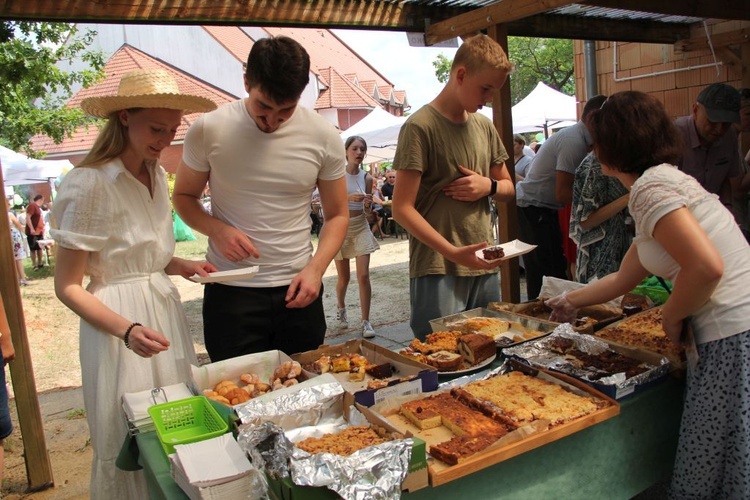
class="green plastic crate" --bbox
[147,395,229,455]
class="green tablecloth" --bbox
[123,377,684,499]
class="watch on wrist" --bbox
[488,178,498,197]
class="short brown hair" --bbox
[586,91,682,176]
[452,34,514,75]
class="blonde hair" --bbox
[77,109,156,169]
[452,34,514,75]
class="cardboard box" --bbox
[191,350,313,410]
[291,339,438,407]
[430,307,558,347]
[264,390,428,497]
[365,361,619,487]
[503,334,670,400]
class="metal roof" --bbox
[0,1,745,45]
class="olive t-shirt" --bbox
[393,105,508,278]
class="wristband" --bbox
[488,178,498,197]
[123,322,142,350]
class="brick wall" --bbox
[574,20,749,120]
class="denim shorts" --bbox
[0,349,13,440]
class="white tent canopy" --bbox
[341,83,577,163]
[341,108,407,163]
[0,145,72,186]
[510,82,577,134]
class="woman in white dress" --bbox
[52,69,217,499]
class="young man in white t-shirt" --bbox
[174,36,348,361]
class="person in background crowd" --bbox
[515,95,607,299]
[675,83,741,212]
[6,197,29,285]
[547,91,750,499]
[569,152,630,283]
[381,169,396,200]
[733,87,750,240]
[335,136,380,338]
[513,134,533,183]
[0,292,16,487]
[392,34,515,340]
[52,69,217,499]
[174,36,348,360]
[25,194,45,270]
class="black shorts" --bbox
[202,282,327,362]
[26,234,41,251]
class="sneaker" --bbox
[19,279,29,286]
[337,308,348,328]
[362,320,375,339]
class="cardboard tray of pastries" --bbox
[429,307,558,349]
[363,360,618,486]
[503,326,670,400]
[291,339,438,407]
[593,306,685,370]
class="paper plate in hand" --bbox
[190,266,259,284]
[475,239,537,263]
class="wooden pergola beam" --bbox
[674,27,750,54]
[0,0,463,30]
[0,166,54,491]
[425,0,578,46]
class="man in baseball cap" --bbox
[675,83,742,211]
[697,82,741,124]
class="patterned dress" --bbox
[570,153,630,282]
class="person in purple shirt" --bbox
[674,83,741,212]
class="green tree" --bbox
[0,22,104,157]
[432,37,574,104]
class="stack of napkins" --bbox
[169,433,265,499]
[121,383,194,433]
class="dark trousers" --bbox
[203,283,327,361]
[517,205,568,300]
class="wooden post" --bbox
[0,165,54,491]
[487,24,521,303]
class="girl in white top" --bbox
[335,136,380,338]
[52,69,217,500]
[547,91,750,499]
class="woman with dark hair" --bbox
[547,91,750,499]
[334,136,380,338]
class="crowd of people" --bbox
[0,31,746,499]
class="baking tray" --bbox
[430,307,558,348]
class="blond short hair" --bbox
[452,34,515,75]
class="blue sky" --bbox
[332,30,458,112]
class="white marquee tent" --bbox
[0,146,72,187]
[341,82,577,163]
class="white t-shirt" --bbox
[182,100,345,287]
[630,164,750,344]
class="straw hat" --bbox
[80,69,217,118]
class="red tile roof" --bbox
[31,45,236,155]
[315,66,382,110]
[202,26,254,63]
[263,27,393,87]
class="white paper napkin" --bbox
[175,433,253,488]
[122,383,194,422]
